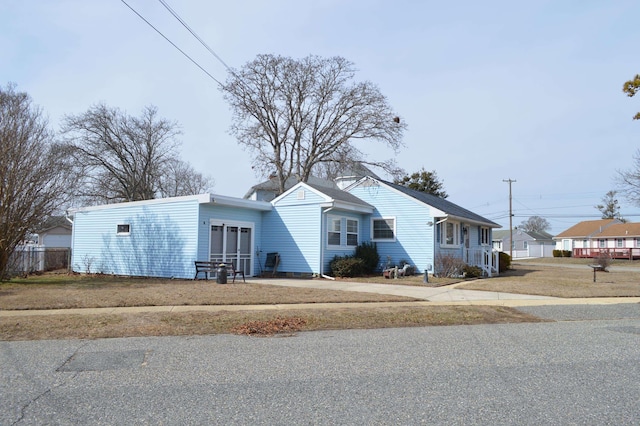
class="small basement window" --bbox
[117,224,131,235]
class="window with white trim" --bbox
[328,218,341,246]
[346,219,358,246]
[117,224,130,235]
[442,221,460,246]
[372,218,395,241]
[327,216,359,247]
[598,239,606,248]
[616,238,624,248]
[480,227,489,245]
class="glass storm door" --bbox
[210,222,253,276]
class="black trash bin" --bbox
[216,263,227,284]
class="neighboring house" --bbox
[68,177,501,279]
[10,217,72,274]
[492,229,555,258]
[556,220,640,259]
[35,216,72,248]
[553,219,622,254]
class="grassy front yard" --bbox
[2,260,639,341]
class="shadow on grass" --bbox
[499,266,537,277]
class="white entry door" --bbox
[210,221,253,276]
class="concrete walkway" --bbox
[2,278,639,318]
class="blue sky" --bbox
[2,0,639,234]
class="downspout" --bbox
[320,207,335,280]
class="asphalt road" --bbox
[1,304,639,425]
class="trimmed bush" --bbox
[329,256,365,278]
[553,249,572,258]
[498,252,511,273]
[463,265,483,278]
[354,241,380,274]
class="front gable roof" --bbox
[244,175,337,199]
[36,216,72,233]
[272,182,373,213]
[554,219,621,239]
[351,178,500,227]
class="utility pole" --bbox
[503,179,516,260]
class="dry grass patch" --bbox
[458,264,640,298]
[0,306,544,341]
[0,274,415,310]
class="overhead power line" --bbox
[120,0,223,86]
[157,0,231,71]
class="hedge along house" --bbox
[68,177,501,279]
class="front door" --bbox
[210,221,253,276]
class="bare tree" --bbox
[617,150,640,206]
[222,54,406,194]
[158,158,214,198]
[518,216,551,233]
[0,84,75,279]
[62,104,212,204]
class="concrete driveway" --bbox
[253,277,640,307]
[254,278,557,303]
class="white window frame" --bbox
[371,217,396,242]
[116,224,131,235]
[598,239,606,248]
[480,227,490,245]
[327,217,341,247]
[327,216,359,248]
[346,219,359,247]
[441,221,460,247]
[616,238,624,248]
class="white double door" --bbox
[210,220,253,276]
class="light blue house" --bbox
[68,177,500,279]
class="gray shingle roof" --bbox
[380,180,500,227]
[305,183,373,208]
